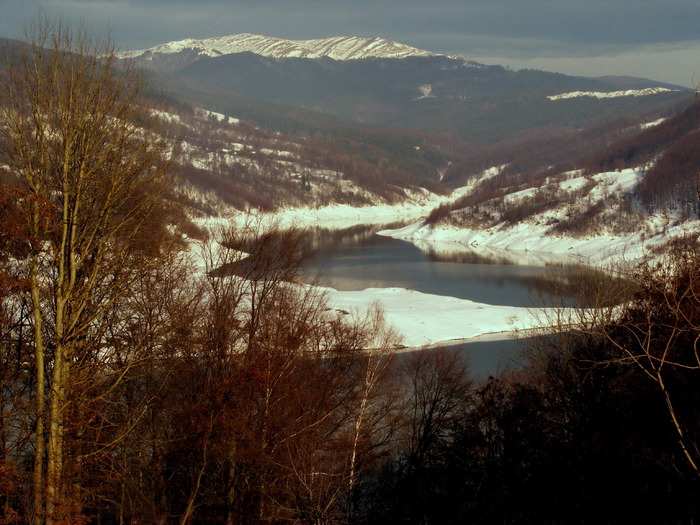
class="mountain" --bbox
[3,34,694,224]
[0,36,482,217]
[3,33,699,254]
[119,33,460,63]
[121,34,689,145]
[117,33,696,225]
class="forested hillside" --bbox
[424,97,700,239]
[130,39,688,144]
[153,105,454,215]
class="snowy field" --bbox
[323,285,575,349]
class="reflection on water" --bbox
[302,224,626,308]
[456,338,527,379]
[401,337,535,381]
[423,245,516,266]
[301,222,407,255]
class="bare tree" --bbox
[594,242,700,478]
[399,348,472,473]
[535,238,700,480]
[376,347,473,523]
[0,19,173,523]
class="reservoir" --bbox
[301,223,620,378]
[303,223,606,309]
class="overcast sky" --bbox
[1,0,698,86]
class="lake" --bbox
[301,223,619,378]
[302,223,610,308]
[305,224,626,379]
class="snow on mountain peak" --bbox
[119,33,450,61]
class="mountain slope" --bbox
[156,57,685,145]
[405,99,700,263]
[122,34,689,145]
[148,103,462,216]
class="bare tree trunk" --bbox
[656,370,699,476]
[45,343,67,525]
[180,434,210,525]
[30,249,45,525]
[225,445,237,525]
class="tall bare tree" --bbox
[0,20,173,524]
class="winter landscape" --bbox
[0,2,699,523]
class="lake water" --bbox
[301,223,618,379]
[302,223,607,308]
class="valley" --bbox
[1,24,699,524]
[134,35,699,351]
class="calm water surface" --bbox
[303,224,603,308]
[302,224,614,378]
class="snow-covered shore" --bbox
[244,195,450,229]
[194,203,601,349]
[379,215,699,268]
[195,190,695,349]
[374,167,700,268]
[323,286,573,349]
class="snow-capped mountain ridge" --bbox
[119,33,458,61]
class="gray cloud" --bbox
[0,0,698,84]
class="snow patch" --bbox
[198,108,240,124]
[641,117,667,129]
[415,84,435,100]
[547,87,678,101]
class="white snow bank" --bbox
[324,286,574,348]
[196,195,455,232]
